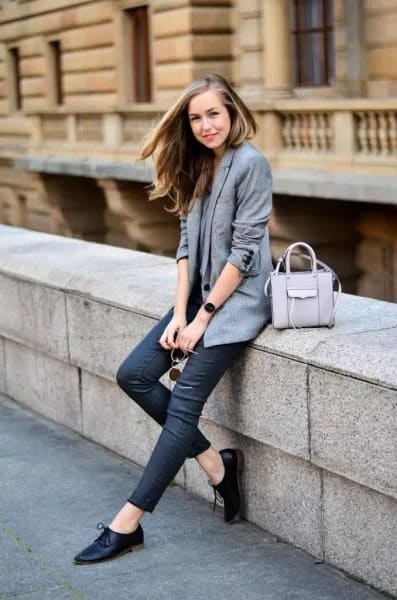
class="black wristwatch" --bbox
[203,301,216,314]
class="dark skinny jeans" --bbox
[116,291,247,513]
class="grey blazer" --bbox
[175,140,273,347]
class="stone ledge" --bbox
[0,225,396,595]
[0,224,396,496]
[1,225,396,389]
[15,155,154,183]
[272,169,397,206]
[15,155,397,206]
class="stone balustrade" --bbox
[0,225,396,596]
[6,98,394,178]
[26,107,161,155]
[267,99,397,177]
[280,111,334,152]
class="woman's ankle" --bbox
[109,502,144,534]
[109,516,140,534]
[208,465,225,486]
[195,446,225,485]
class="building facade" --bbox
[0,0,396,300]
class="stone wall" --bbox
[365,0,397,97]
[152,0,234,105]
[0,0,234,114]
[0,225,396,597]
[0,1,115,112]
[236,0,264,103]
[334,0,397,98]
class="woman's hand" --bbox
[176,316,208,353]
[159,314,187,350]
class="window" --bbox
[126,6,152,102]
[291,0,335,87]
[8,46,22,111]
[48,40,63,105]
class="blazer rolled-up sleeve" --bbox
[175,214,189,263]
[226,155,272,277]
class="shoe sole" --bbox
[73,542,144,565]
[226,448,244,524]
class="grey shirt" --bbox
[191,189,211,302]
[198,188,211,276]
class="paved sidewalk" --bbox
[0,394,389,600]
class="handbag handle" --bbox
[288,252,332,273]
[267,245,317,289]
[284,242,317,274]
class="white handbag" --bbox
[264,241,342,329]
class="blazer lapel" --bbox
[200,146,237,274]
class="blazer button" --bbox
[203,283,210,291]
[248,249,254,255]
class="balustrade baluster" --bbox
[301,113,309,150]
[368,112,378,154]
[317,113,327,151]
[377,112,389,155]
[356,112,368,154]
[326,114,334,151]
[388,112,397,155]
[281,114,292,150]
[316,114,322,151]
[305,113,316,151]
[291,113,300,150]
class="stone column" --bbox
[336,0,366,96]
[356,210,397,303]
[38,174,107,242]
[269,195,360,294]
[344,0,366,96]
[98,179,179,255]
[262,0,292,97]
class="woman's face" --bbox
[188,89,231,157]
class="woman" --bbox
[74,73,273,565]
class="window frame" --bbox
[129,5,151,103]
[115,1,154,106]
[46,37,63,107]
[290,0,335,88]
[7,45,22,113]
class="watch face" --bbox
[204,302,216,313]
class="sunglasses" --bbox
[169,347,199,382]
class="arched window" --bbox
[291,0,335,87]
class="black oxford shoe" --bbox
[208,448,244,522]
[74,521,144,565]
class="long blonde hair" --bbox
[139,74,257,217]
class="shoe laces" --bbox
[208,480,224,515]
[94,522,112,548]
